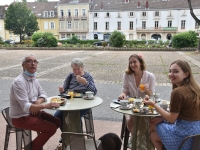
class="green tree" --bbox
[4,2,39,43]
[172,31,198,48]
[109,31,125,47]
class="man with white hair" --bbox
[9,54,61,150]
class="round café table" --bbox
[110,102,160,150]
[46,96,103,150]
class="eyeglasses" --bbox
[24,59,39,64]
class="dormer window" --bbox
[49,11,54,17]
[43,11,48,17]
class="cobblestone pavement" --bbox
[0,50,200,85]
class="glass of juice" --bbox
[139,81,145,92]
[68,89,74,100]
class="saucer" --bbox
[83,95,94,100]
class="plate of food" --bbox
[74,92,83,98]
[51,97,65,105]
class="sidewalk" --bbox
[0,115,122,150]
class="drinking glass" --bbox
[139,81,145,92]
[67,89,74,100]
[66,94,71,104]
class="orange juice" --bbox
[139,84,145,92]
[68,91,74,99]
[148,105,154,109]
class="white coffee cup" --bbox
[85,91,94,98]
[120,100,128,108]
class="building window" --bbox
[50,22,55,29]
[142,12,146,16]
[142,21,146,29]
[82,9,86,16]
[117,22,121,30]
[94,22,97,30]
[129,12,134,17]
[61,34,65,38]
[82,35,86,40]
[155,11,159,16]
[168,21,172,27]
[44,22,48,29]
[68,21,71,29]
[60,21,65,29]
[195,22,199,29]
[106,12,109,17]
[181,20,186,29]
[67,34,70,38]
[50,11,54,17]
[68,10,71,17]
[130,21,133,30]
[105,22,109,30]
[43,11,48,17]
[155,21,159,29]
[60,10,64,17]
[75,9,78,17]
[94,13,98,17]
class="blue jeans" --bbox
[54,109,90,131]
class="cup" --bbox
[134,99,143,108]
[85,91,94,99]
[67,89,74,99]
[120,100,128,108]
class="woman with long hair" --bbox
[143,60,200,150]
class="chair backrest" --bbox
[62,132,98,150]
[2,107,13,127]
[178,134,200,150]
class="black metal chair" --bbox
[178,134,200,150]
[120,114,130,150]
[83,109,95,138]
[2,107,32,150]
[62,132,102,150]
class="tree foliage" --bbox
[32,32,57,47]
[4,2,39,43]
[172,31,198,48]
[109,31,125,47]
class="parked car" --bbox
[4,39,15,44]
[93,40,107,46]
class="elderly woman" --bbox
[54,58,97,133]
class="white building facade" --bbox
[88,0,200,41]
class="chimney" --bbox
[137,2,141,8]
[125,0,129,3]
[145,0,149,9]
[100,2,103,10]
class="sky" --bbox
[0,0,58,6]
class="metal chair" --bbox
[120,114,130,150]
[62,132,102,150]
[2,107,32,150]
[83,109,95,138]
[178,134,200,150]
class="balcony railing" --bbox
[81,15,87,20]
[136,27,177,31]
[74,15,79,20]
[66,16,72,20]
[59,16,65,20]
[59,28,89,32]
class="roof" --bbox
[0,6,5,19]
[58,0,90,4]
[26,1,59,18]
[90,0,200,11]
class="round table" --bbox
[110,102,160,150]
[46,96,103,150]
